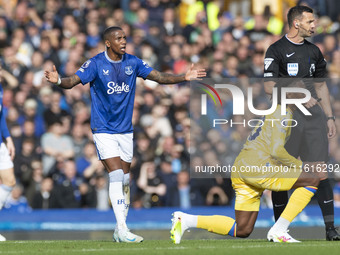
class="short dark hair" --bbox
[287,5,313,28]
[103,26,122,41]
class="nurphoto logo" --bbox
[196,79,311,128]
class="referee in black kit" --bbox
[264,5,340,240]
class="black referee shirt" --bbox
[264,35,327,99]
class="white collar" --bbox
[105,51,124,63]
[285,34,304,45]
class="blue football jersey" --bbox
[75,52,153,134]
[0,83,10,144]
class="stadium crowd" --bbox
[1,0,340,211]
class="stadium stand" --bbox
[0,0,340,234]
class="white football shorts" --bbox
[92,133,133,162]
[0,143,14,170]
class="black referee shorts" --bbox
[285,105,329,162]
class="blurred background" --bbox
[0,0,340,240]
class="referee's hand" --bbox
[327,120,336,139]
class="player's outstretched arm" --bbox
[45,65,81,89]
[146,63,206,84]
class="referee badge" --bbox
[287,63,298,76]
[125,66,133,75]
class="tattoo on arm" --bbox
[61,74,81,89]
[147,70,185,84]
[70,74,81,86]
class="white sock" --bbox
[0,185,13,210]
[109,170,127,230]
[272,217,290,232]
[123,173,130,219]
[181,212,198,228]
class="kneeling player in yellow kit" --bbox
[171,82,324,243]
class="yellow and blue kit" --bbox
[231,105,303,211]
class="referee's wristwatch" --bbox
[327,116,336,121]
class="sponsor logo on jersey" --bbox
[287,63,298,76]
[81,60,91,69]
[264,58,274,70]
[142,61,150,68]
[103,69,109,75]
[309,63,315,76]
[107,81,130,94]
[286,52,295,57]
[125,66,133,75]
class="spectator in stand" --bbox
[31,177,59,209]
[75,142,96,175]
[95,174,110,211]
[137,161,166,208]
[21,120,42,154]
[53,160,84,208]
[41,119,75,176]
[17,98,45,137]
[71,123,89,161]
[14,138,38,188]
[166,170,192,209]
[43,91,70,129]
[3,184,32,213]
[25,160,44,207]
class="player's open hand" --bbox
[44,65,59,84]
[185,63,206,81]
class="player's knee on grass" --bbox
[235,210,258,238]
[236,222,254,238]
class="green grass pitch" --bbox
[1,239,340,255]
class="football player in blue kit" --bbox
[0,65,16,241]
[45,26,206,243]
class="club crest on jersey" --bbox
[125,66,133,75]
[287,63,298,76]
[81,60,91,69]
